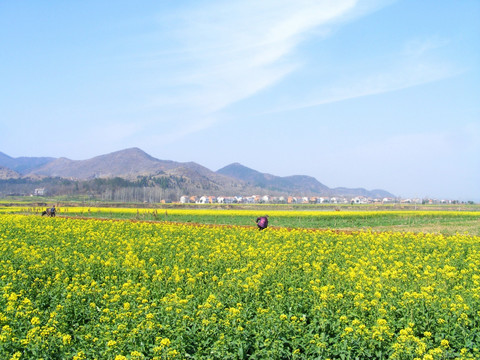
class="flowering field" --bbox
[1,214,479,359]
[3,206,480,235]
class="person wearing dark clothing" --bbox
[42,205,56,217]
[255,215,269,230]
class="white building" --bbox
[34,188,45,196]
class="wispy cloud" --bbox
[267,37,462,113]
[401,37,451,58]
[152,0,363,115]
[122,0,465,145]
[306,64,458,110]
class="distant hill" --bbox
[331,187,395,199]
[0,148,395,198]
[0,151,55,174]
[0,166,21,180]
[217,163,331,195]
[164,162,239,187]
[27,148,183,179]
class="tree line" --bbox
[0,175,193,202]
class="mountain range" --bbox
[0,148,394,198]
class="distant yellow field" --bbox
[3,205,480,219]
[3,205,480,235]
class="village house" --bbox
[180,195,199,203]
[196,196,216,204]
[180,194,404,205]
[217,196,237,204]
[351,196,368,204]
[34,188,45,196]
[261,195,270,203]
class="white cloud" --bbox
[126,0,397,146]
[268,37,462,113]
[140,0,466,149]
[153,0,362,115]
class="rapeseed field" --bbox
[3,206,480,235]
[1,214,479,359]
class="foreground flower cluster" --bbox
[1,214,479,359]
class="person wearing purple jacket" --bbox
[255,215,269,230]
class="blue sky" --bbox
[1,0,479,201]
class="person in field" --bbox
[255,215,269,230]
[42,205,56,217]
